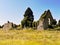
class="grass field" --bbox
[0,29,60,45]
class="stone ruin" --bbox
[2,9,54,30]
[37,10,54,30]
[3,21,17,30]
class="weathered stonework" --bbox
[37,10,53,30]
[3,21,16,30]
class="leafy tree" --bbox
[58,20,60,26]
[21,7,34,28]
[52,19,57,25]
[0,25,2,28]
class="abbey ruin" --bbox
[0,8,57,30]
[37,10,54,30]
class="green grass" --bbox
[0,29,60,45]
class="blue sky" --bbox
[0,0,60,25]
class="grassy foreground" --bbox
[0,29,60,45]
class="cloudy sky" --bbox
[0,0,60,25]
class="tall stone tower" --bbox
[37,10,53,30]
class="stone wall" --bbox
[3,21,16,30]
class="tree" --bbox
[0,25,2,28]
[58,20,60,26]
[21,7,34,28]
[52,19,57,25]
